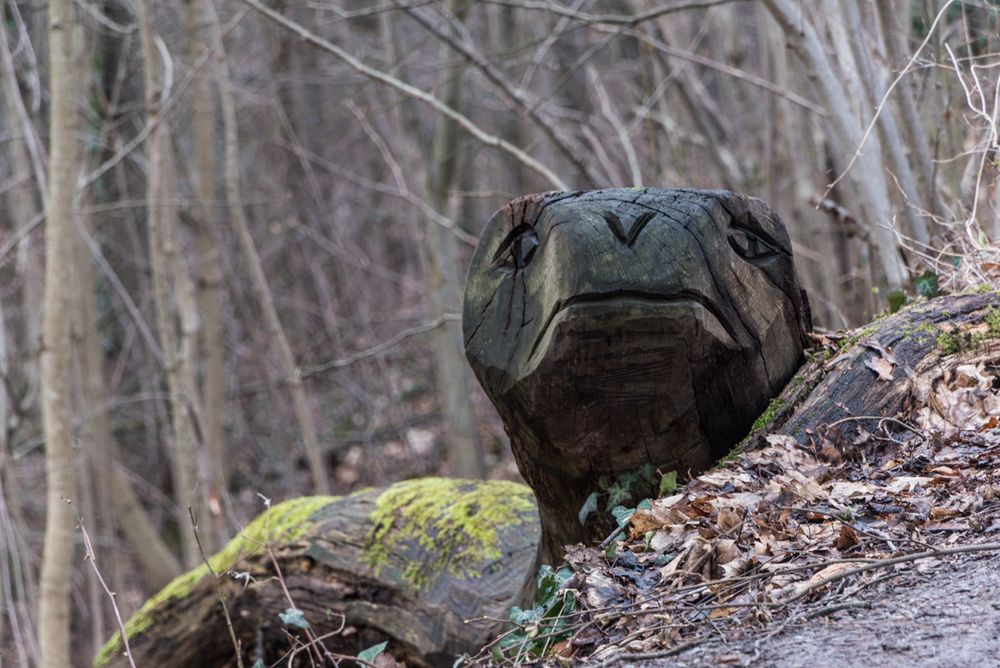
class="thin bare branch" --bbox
[240,0,569,190]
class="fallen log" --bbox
[95,479,539,668]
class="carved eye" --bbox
[728,227,780,262]
[491,224,539,271]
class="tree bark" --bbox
[37,0,79,665]
[762,0,908,293]
[184,0,230,544]
[137,0,203,567]
[873,0,940,219]
[0,15,44,430]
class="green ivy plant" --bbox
[494,565,576,661]
[578,464,677,527]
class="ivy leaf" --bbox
[250,660,265,668]
[659,470,678,495]
[616,470,641,491]
[278,608,310,629]
[607,481,632,507]
[887,290,908,314]
[610,505,635,528]
[357,641,388,665]
[915,270,939,298]
[637,498,653,511]
[637,463,657,485]
[578,492,599,526]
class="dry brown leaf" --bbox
[864,354,895,381]
[552,639,574,658]
[629,508,666,536]
[885,476,931,493]
[708,606,738,620]
[861,338,898,363]
[818,441,843,463]
[827,481,874,502]
[716,507,743,535]
[764,434,800,449]
[714,538,742,566]
[929,506,958,519]
[583,571,622,608]
[836,524,860,551]
[810,562,854,582]
[697,469,756,490]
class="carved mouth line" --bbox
[527,290,739,361]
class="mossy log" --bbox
[96,479,539,668]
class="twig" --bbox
[189,507,246,668]
[592,638,707,667]
[403,3,599,185]
[78,8,249,191]
[779,542,1000,605]
[779,506,937,553]
[301,313,461,377]
[480,0,747,25]
[69,499,138,668]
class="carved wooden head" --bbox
[463,189,810,554]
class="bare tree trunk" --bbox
[760,6,844,327]
[874,0,940,218]
[37,0,79,665]
[202,0,331,493]
[76,208,183,589]
[184,0,230,546]
[0,19,44,420]
[70,218,107,656]
[762,0,908,295]
[423,0,485,479]
[137,0,203,566]
[838,0,929,246]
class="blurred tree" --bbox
[37,0,79,664]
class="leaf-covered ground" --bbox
[473,338,1000,666]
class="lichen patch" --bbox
[363,478,536,591]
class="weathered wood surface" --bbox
[746,290,1000,451]
[463,188,811,562]
[96,479,539,668]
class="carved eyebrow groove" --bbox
[599,209,656,246]
[627,211,656,246]
[492,223,534,263]
[599,210,627,243]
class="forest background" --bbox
[0,0,998,665]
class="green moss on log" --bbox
[363,478,535,591]
[94,495,338,667]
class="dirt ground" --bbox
[649,551,1000,668]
